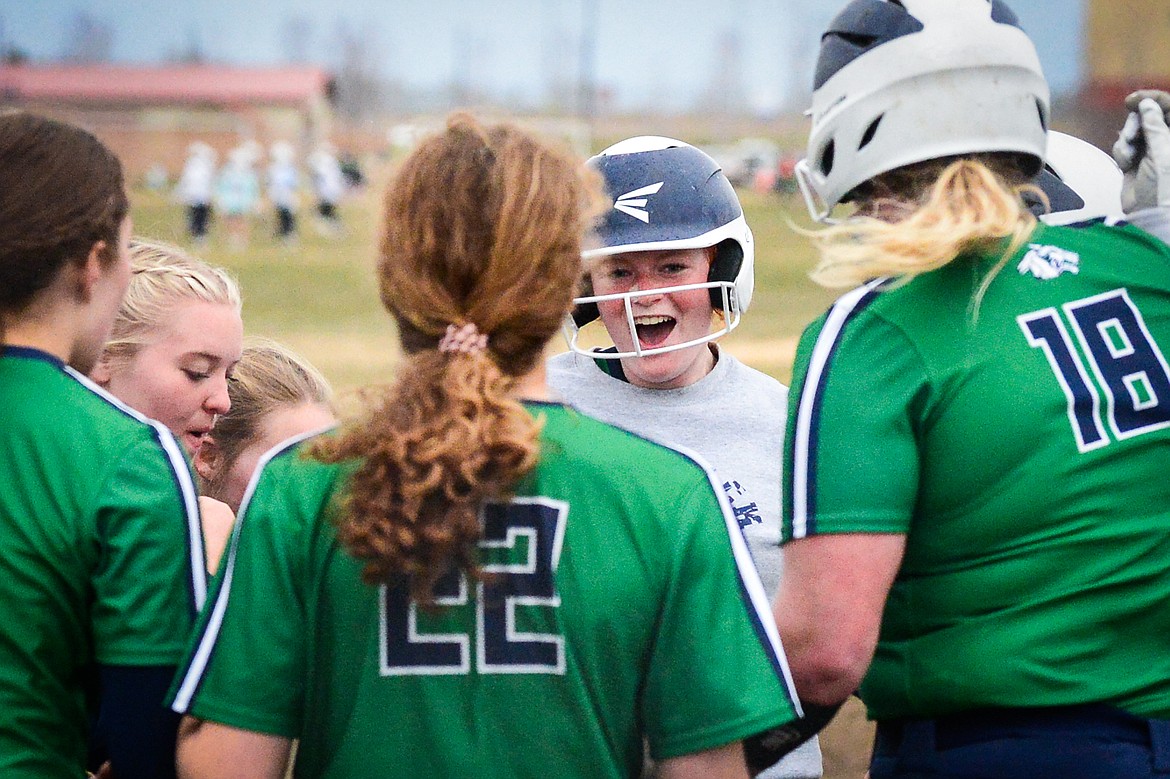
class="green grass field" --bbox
[129,179,840,392]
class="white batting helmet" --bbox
[795,0,1050,222]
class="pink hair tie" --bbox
[438,323,488,355]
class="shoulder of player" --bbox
[537,402,716,488]
[1044,218,1170,266]
[546,349,576,370]
[718,351,788,396]
[791,286,930,402]
[231,438,346,546]
[799,279,912,348]
[255,426,346,485]
[242,428,351,522]
[545,348,606,385]
[16,363,187,469]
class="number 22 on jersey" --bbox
[1019,288,1170,452]
[379,496,568,676]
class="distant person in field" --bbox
[267,141,301,245]
[309,142,346,237]
[215,142,262,250]
[0,110,205,779]
[177,141,216,245]
[338,150,366,189]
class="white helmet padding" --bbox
[569,136,754,359]
[796,0,1050,223]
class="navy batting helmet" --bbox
[568,136,754,358]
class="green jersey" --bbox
[783,221,1170,721]
[172,401,797,777]
[0,347,206,778]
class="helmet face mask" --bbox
[798,0,1050,223]
[570,136,754,360]
[564,280,741,359]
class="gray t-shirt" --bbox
[547,346,823,779]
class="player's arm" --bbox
[741,534,903,774]
[91,664,182,779]
[773,532,904,705]
[175,716,291,779]
[657,740,750,779]
[90,435,207,777]
[197,495,235,575]
[779,306,917,706]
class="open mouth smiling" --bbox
[634,314,675,347]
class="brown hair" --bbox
[0,111,128,320]
[200,337,333,502]
[313,113,604,603]
[807,155,1036,307]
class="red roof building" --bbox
[0,63,336,179]
[0,64,335,107]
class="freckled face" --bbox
[591,247,716,389]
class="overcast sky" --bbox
[3,0,1085,113]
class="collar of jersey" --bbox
[521,399,571,410]
[1,345,64,368]
[591,347,629,382]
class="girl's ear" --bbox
[77,240,108,303]
[90,355,112,386]
[194,436,222,484]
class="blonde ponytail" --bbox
[806,158,1037,298]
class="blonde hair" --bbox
[806,156,1038,304]
[100,238,242,368]
[200,337,333,502]
[313,113,605,604]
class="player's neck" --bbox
[2,304,77,365]
[510,361,552,402]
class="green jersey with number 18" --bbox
[784,219,1170,722]
[172,401,797,778]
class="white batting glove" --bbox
[1112,90,1170,212]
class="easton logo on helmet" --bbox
[613,182,663,223]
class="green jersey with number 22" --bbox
[173,401,798,778]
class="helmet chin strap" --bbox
[795,160,843,225]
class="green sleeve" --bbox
[784,313,925,540]
[179,455,314,737]
[93,438,201,665]
[641,476,798,760]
